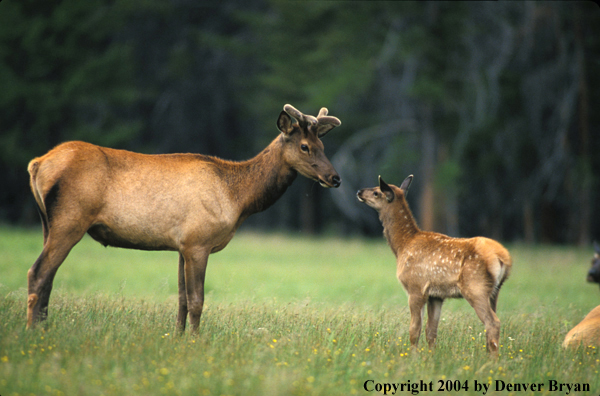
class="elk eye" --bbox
[373,192,379,197]
[300,144,309,153]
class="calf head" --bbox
[277,104,341,188]
[357,175,413,212]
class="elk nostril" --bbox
[332,175,341,187]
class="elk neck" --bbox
[224,135,297,222]
[380,198,420,257]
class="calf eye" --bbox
[374,192,379,197]
[300,144,309,153]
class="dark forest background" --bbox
[1,0,599,245]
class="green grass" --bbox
[1,226,599,395]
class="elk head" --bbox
[277,104,341,188]
[589,242,600,287]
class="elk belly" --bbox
[87,223,176,251]
[420,262,462,299]
[423,282,462,299]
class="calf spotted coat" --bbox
[357,175,512,353]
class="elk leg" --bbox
[35,268,60,323]
[182,247,210,334]
[407,294,426,349]
[463,292,501,353]
[176,253,188,333]
[425,297,443,348]
[27,229,86,329]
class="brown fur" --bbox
[357,175,512,353]
[563,305,600,348]
[26,104,341,332]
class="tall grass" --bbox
[1,226,599,395]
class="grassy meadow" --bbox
[1,226,599,395]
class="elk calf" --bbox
[357,175,512,353]
[26,104,341,332]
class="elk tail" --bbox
[28,159,49,242]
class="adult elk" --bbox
[357,175,512,353]
[26,104,341,332]
[562,244,600,348]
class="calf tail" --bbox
[497,249,512,282]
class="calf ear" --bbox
[594,241,600,255]
[379,176,395,203]
[277,111,294,135]
[400,175,413,195]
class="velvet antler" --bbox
[283,104,341,137]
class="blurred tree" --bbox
[121,0,260,159]
[236,0,390,233]
[458,1,598,244]
[328,2,469,236]
[0,0,141,221]
[0,0,598,244]
[321,1,600,244]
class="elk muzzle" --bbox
[356,189,366,202]
[319,173,341,188]
[309,156,340,188]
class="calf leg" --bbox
[425,297,443,348]
[181,247,210,333]
[407,294,427,349]
[463,292,501,353]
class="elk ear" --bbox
[315,116,341,138]
[315,107,341,138]
[594,241,600,255]
[378,175,394,203]
[277,111,294,135]
[400,175,413,195]
[316,123,335,138]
